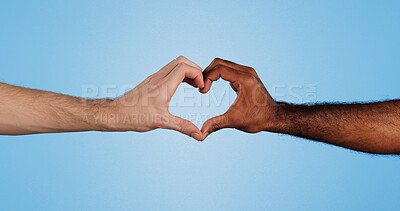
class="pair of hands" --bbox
[101,56,280,141]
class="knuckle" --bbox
[176,56,187,62]
[247,67,256,73]
[249,68,258,76]
[144,73,157,84]
[176,62,187,69]
[213,58,223,65]
[213,57,222,62]
[175,62,187,72]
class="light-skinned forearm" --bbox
[269,100,400,154]
[0,82,111,135]
[0,56,205,140]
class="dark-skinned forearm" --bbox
[267,100,400,154]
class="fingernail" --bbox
[191,132,201,140]
[203,132,209,139]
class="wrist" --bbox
[263,101,291,133]
[86,98,117,131]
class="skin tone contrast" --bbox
[1,56,400,154]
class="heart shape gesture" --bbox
[106,56,277,141]
[2,56,398,154]
[199,58,279,140]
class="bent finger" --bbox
[165,62,204,97]
[203,58,254,75]
[200,64,242,93]
[157,56,202,80]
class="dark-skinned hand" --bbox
[199,58,280,140]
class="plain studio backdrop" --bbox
[1,0,400,210]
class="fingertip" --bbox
[200,83,211,94]
[200,121,211,135]
[190,132,202,141]
[194,76,205,89]
[189,124,203,141]
[201,132,209,141]
[188,126,202,141]
[199,80,205,89]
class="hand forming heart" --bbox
[101,56,204,140]
[199,58,279,140]
[101,56,279,141]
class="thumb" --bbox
[201,114,231,140]
[165,114,203,141]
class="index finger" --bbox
[200,64,243,93]
[158,56,202,79]
[164,62,204,99]
[203,58,254,75]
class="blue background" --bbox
[1,0,400,210]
